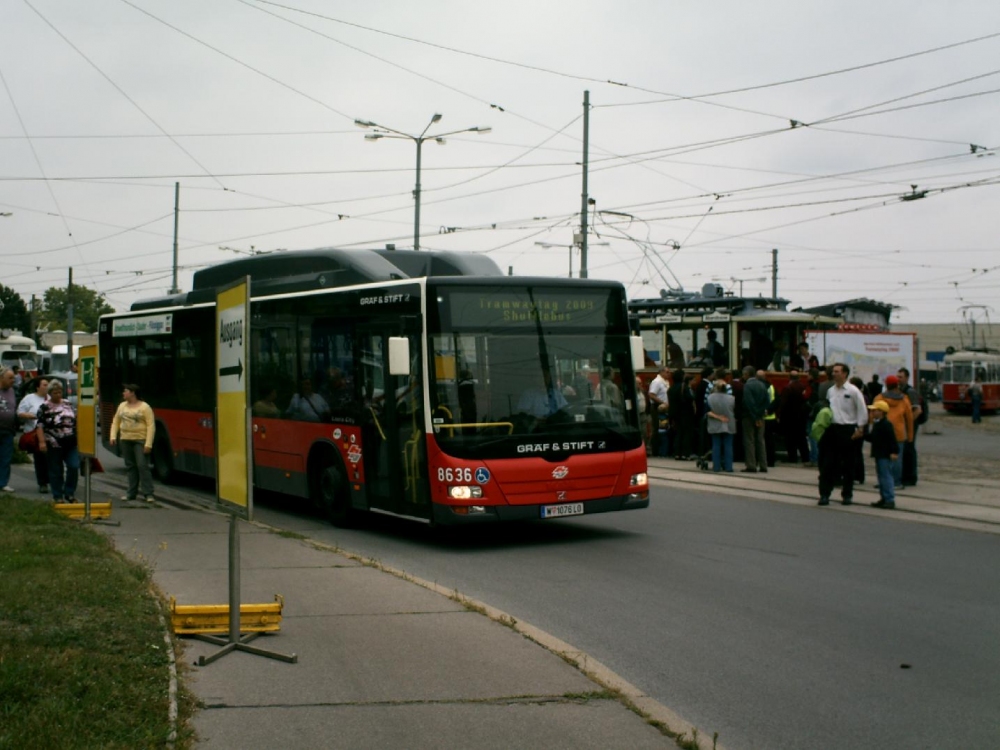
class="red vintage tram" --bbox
[940,351,1000,413]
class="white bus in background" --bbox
[0,331,40,376]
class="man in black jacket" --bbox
[740,366,770,473]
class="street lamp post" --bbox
[535,240,609,278]
[355,114,491,251]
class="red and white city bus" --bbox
[940,350,1000,413]
[98,249,649,526]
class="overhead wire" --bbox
[8,4,999,311]
[8,8,985,263]
[248,0,1000,123]
[0,61,97,288]
[25,0,229,193]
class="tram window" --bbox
[670,330,695,363]
[641,329,662,366]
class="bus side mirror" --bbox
[388,337,410,376]
[630,335,645,373]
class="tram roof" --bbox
[628,292,793,317]
[944,349,1000,362]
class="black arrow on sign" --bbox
[219,359,243,381]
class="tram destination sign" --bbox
[702,312,731,322]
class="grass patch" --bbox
[0,496,196,749]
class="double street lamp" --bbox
[355,114,491,251]
[535,239,609,278]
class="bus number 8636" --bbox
[438,467,475,483]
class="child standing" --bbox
[865,401,899,509]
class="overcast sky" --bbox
[2,0,998,327]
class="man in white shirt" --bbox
[818,362,868,506]
[648,367,670,457]
[286,378,331,422]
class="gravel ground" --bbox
[912,403,1000,481]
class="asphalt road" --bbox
[240,483,1000,750]
[92,413,1000,749]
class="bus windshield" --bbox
[429,284,643,459]
[1,351,38,372]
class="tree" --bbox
[39,285,115,333]
[0,284,31,335]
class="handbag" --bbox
[18,430,37,453]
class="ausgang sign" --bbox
[215,277,252,519]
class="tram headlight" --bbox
[448,485,483,500]
[630,472,648,487]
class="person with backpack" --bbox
[874,375,913,490]
[896,367,924,487]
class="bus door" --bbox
[358,320,430,519]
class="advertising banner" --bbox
[805,331,917,384]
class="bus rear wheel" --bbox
[151,434,176,484]
[316,458,353,527]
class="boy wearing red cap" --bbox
[866,400,899,508]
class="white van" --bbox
[49,344,81,373]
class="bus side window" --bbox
[251,317,297,417]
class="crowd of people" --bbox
[0,369,84,501]
[0,366,157,504]
[636,354,929,509]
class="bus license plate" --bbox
[541,502,583,519]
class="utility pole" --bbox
[170,182,181,294]
[29,295,37,346]
[67,267,73,361]
[771,248,778,298]
[579,90,590,279]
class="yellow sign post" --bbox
[190,277,295,666]
[77,346,97,457]
[216,278,252,519]
[55,345,116,524]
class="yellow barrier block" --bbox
[52,502,113,520]
[170,594,285,634]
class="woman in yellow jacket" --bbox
[110,383,156,502]
[873,375,913,490]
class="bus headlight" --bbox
[448,485,483,500]
[630,472,648,487]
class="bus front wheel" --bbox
[316,458,353,527]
